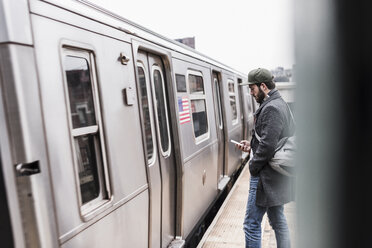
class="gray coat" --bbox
[249,88,295,207]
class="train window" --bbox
[74,135,100,204]
[228,80,238,124]
[188,71,209,142]
[189,74,205,94]
[214,78,223,129]
[63,52,109,213]
[152,67,171,157]
[176,74,187,92]
[65,57,96,129]
[137,64,156,164]
[191,99,208,137]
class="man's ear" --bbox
[260,83,267,90]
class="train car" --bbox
[0,0,255,247]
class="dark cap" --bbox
[247,68,273,85]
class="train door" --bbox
[212,71,227,189]
[137,51,176,248]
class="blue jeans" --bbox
[243,176,291,248]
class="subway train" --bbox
[0,1,260,247]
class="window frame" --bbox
[61,47,111,218]
[228,78,239,125]
[150,65,171,158]
[137,62,157,166]
[187,70,210,143]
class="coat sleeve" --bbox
[249,105,284,176]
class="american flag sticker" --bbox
[178,97,191,124]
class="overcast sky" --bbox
[93,0,294,74]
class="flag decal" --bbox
[178,97,191,124]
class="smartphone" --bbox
[230,139,242,146]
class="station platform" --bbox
[197,162,296,248]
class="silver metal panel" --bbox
[171,51,211,73]
[171,58,218,159]
[172,56,239,237]
[0,0,33,44]
[136,51,163,248]
[0,45,40,165]
[0,44,59,247]
[147,53,176,248]
[134,39,185,244]
[32,15,99,236]
[182,143,218,237]
[221,72,243,176]
[62,190,149,248]
[226,130,243,176]
[31,14,148,244]
[15,176,41,247]
[172,47,224,240]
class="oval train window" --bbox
[152,68,170,156]
[137,65,155,163]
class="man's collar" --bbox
[254,88,281,116]
[268,88,277,96]
[263,89,274,102]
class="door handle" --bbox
[120,53,130,65]
[15,161,40,177]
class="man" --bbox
[236,68,295,248]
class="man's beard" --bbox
[255,87,266,104]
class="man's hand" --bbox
[235,140,251,153]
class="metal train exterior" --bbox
[0,0,258,247]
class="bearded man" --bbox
[236,68,295,248]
